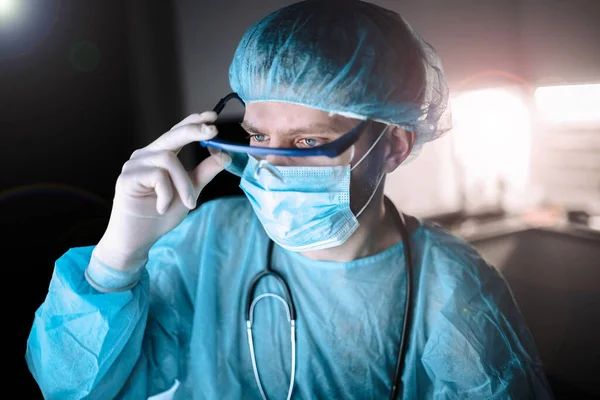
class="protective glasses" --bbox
[199,93,368,186]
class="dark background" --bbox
[1,2,239,398]
[2,1,600,398]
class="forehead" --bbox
[243,101,359,133]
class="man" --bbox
[26,1,553,398]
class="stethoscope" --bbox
[245,207,414,400]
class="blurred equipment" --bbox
[530,82,600,224]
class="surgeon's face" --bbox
[243,101,414,214]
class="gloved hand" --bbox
[92,111,231,272]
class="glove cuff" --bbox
[85,252,146,293]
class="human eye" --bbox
[249,133,269,144]
[297,137,321,148]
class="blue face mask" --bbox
[237,125,387,252]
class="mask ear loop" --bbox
[350,124,389,172]
[349,124,389,218]
[355,173,385,218]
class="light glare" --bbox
[0,0,18,18]
[451,88,532,211]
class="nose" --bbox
[261,136,299,166]
[264,154,297,166]
[255,159,285,183]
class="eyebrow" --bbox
[240,121,348,136]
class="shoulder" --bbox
[191,195,255,225]
[415,222,549,397]
[148,195,259,264]
[145,195,263,295]
[416,220,518,328]
[189,195,255,225]
[161,195,256,245]
[416,221,503,291]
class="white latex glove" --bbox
[92,111,231,272]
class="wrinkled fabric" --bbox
[229,0,452,157]
[26,197,553,399]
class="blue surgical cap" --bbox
[229,0,452,153]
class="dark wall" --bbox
[1,1,189,396]
[1,1,132,198]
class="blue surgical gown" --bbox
[26,196,553,399]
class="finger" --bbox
[142,151,197,210]
[130,112,218,160]
[146,122,219,155]
[170,111,217,131]
[189,152,232,196]
[119,167,174,213]
[153,170,174,214]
